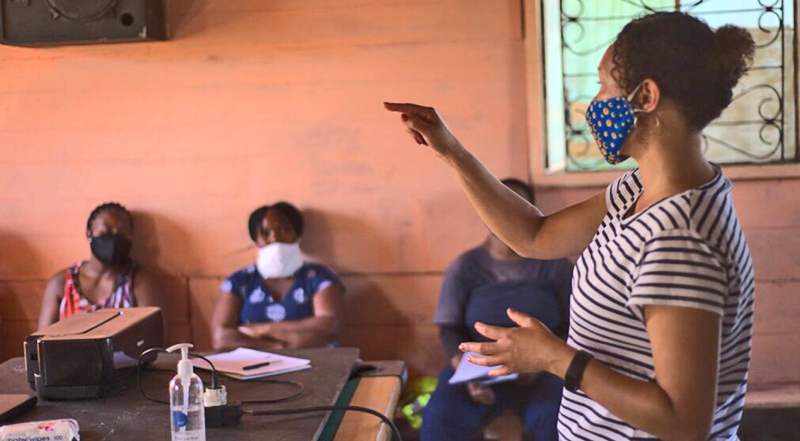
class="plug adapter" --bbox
[205,402,242,428]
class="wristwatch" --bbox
[564,350,594,393]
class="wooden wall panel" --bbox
[341,324,446,377]
[1,0,797,387]
[0,0,529,379]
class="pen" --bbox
[243,361,272,371]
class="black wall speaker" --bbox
[0,0,168,46]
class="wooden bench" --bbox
[745,384,800,410]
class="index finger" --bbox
[383,102,428,114]
[474,322,508,341]
[459,341,499,356]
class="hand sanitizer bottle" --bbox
[167,343,206,441]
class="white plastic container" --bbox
[167,343,206,441]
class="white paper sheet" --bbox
[448,352,518,385]
[191,348,311,380]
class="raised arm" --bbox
[384,102,606,259]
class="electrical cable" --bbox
[136,351,304,405]
[136,348,221,405]
[242,405,403,441]
[135,348,402,440]
[238,378,305,404]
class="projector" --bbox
[24,307,163,400]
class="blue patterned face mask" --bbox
[585,83,644,164]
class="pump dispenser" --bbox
[166,343,206,441]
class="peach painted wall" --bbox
[0,0,529,376]
[0,0,797,387]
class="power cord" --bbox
[242,406,403,441]
[136,349,304,405]
[136,348,220,405]
[239,378,305,404]
[135,348,403,440]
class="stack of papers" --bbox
[448,352,519,386]
[192,348,311,380]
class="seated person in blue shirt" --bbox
[421,178,573,441]
[211,202,345,351]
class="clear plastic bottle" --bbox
[167,344,206,441]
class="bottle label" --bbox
[171,410,205,441]
[172,432,205,441]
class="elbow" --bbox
[509,228,545,259]
[211,327,232,352]
[513,241,542,259]
[211,337,225,352]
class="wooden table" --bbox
[0,349,403,441]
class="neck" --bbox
[630,123,715,208]
[484,236,521,261]
[84,257,116,275]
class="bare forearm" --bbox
[548,345,702,441]
[214,327,284,352]
[447,149,544,257]
[267,317,338,349]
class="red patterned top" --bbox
[59,261,138,320]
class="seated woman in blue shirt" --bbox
[211,202,345,351]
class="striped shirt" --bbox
[558,167,754,441]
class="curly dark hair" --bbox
[86,202,134,233]
[612,12,755,131]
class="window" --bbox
[540,0,798,174]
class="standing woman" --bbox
[386,12,755,441]
[39,202,164,328]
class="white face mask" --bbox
[256,242,303,278]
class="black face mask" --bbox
[90,234,132,266]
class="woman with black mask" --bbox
[38,202,163,328]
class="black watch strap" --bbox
[564,350,594,393]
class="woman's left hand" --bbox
[238,323,272,339]
[459,308,568,376]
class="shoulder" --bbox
[299,262,340,282]
[221,265,257,292]
[129,264,165,306]
[132,263,154,283]
[606,168,643,211]
[684,170,734,234]
[228,265,257,280]
[638,169,732,244]
[44,268,69,294]
[446,246,485,275]
[638,228,725,267]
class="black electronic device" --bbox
[24,307,163,400]
[0,0,168,46]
